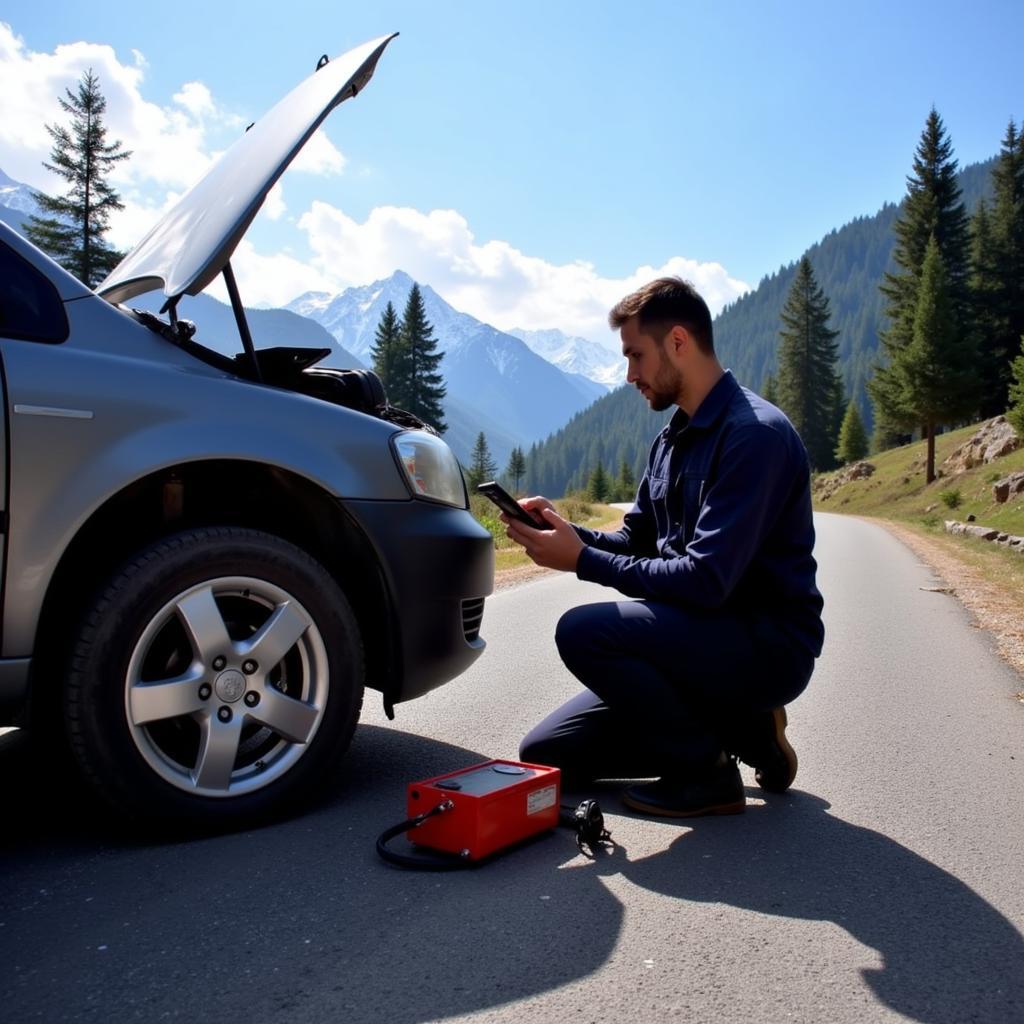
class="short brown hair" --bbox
[609,276,714,354]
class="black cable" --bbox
[375,800,478,871]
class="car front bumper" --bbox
[344,498,494,705]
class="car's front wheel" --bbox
[65,527,364,827]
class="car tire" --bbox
[65,526,364,828]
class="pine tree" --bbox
[870,412,910,455]
[397,284,447,433]
[872,108,972,438]
[761,373,778,406]
[891,235,979,482]
[370,301,402,396]
[525,442,539,493]
[467,432,498,490]
[587,461,610,503]
[25,69,131,288]
[982,120,1024,416]
[868,367,914,452]
[505,446,527,494]
[615,457,636,502]
[835,399,869,464]
[828,381,846,459]
[970,198,1002,411]
[1007,337,1024,437]
[776,256,843,471]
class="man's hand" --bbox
[502,505,584,572]
[518,495,555,517]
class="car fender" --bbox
[1,335,413,657]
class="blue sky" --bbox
[1,1,1021,348]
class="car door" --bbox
[0,234,72,658]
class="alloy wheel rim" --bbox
[124,576,329,798]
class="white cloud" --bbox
[0,22,344,233]
[106,189,182,251]
[262,182,286,221]
[294,202,750,347]
[0,22,223,196]
[209,238,336,310]
[291,131,346,175]
[172,81,216,119]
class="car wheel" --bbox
[65,527,364,827]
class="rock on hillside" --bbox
[945,519,1024,551]
[813,460,875,501]
[942,416,1021,474]
[992,472,1024,504]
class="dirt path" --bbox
[493,563,555,591]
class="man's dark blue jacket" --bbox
[574,370,825,657]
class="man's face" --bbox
[621,317,683,411]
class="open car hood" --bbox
[98,33,397,306]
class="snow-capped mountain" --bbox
[287,271,606,457]
[507,327,625,390]
[0,167,42,233]
[0,168,39,214]
[290,271,490,365]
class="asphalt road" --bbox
[2,512,1023,1023]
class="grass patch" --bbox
[471,494,625,572]
[939,488,962,509]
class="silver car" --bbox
[0,34,493,827]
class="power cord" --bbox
[375,799,471,871]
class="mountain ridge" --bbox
[507,327,624,390]
[528,155,999,496]
[286,269,608,461]
[715,156,997,428]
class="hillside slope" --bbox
[813,419,1024,536]
[529,157,998,495]
[715,157,995,428]
[524,384,672,495]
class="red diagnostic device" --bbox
[406,759,561,861]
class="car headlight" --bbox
[392,431,467,508]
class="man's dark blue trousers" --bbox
[519,598,815,783]
[524,598,811,778]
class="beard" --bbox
[642,350,683,411]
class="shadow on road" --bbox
[614,788,1024,1023]
[2,727,1020,1023]
[0,723,622,1022]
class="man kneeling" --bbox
[502,277,824,817]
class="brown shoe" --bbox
[731,707,797,793]
[622,758,745,818]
